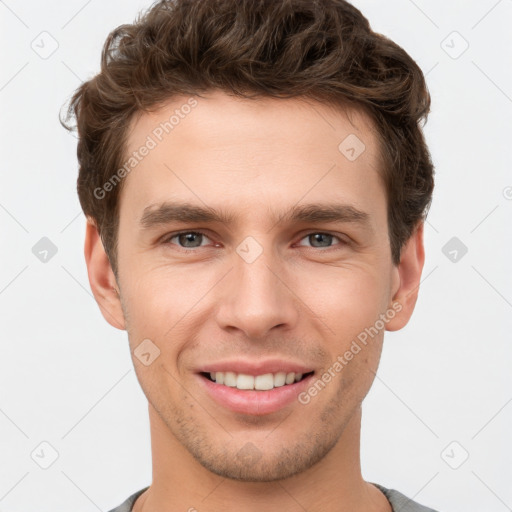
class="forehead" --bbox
[127,90,378,155]
[121,90,385,228]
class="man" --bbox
[61,0,438,510]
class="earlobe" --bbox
[385,221,425,332]
[84,220,126,330]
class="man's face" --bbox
[114,90,400,481]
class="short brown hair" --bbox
[61,0,434,274]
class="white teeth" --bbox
[274,372,286,387]
[208,370,309,390]
[236,374,254,390]
[254,373,274,390]
[224,371,237,387]
[285,372,295,385]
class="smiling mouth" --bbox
[200,371,315,391]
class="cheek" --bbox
[120,264,194,325]
[295,263,387,339]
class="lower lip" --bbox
[198,373,314,415]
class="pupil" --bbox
[177,233,331,248]
[180,232,201,247]
[311,233,331,247]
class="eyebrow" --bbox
[140,201,371,231]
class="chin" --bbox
[185,431,340,483]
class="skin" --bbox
[85,90,425,512]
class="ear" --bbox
[84,220,126,330]
[385,221,425,332]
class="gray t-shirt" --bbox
[108,483,440,511]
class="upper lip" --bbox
[197,359,314,375]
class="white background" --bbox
[0,0,511,511]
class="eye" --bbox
[164,231,212,249]
[161,230,347,252]
[296,232,346,249]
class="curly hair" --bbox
[61,0,434,274]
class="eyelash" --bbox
[161,230,348,253]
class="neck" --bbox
[134,404,391,512]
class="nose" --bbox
[215,243,300,340]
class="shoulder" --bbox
[372,483,441,512]
[107,487,149,512]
